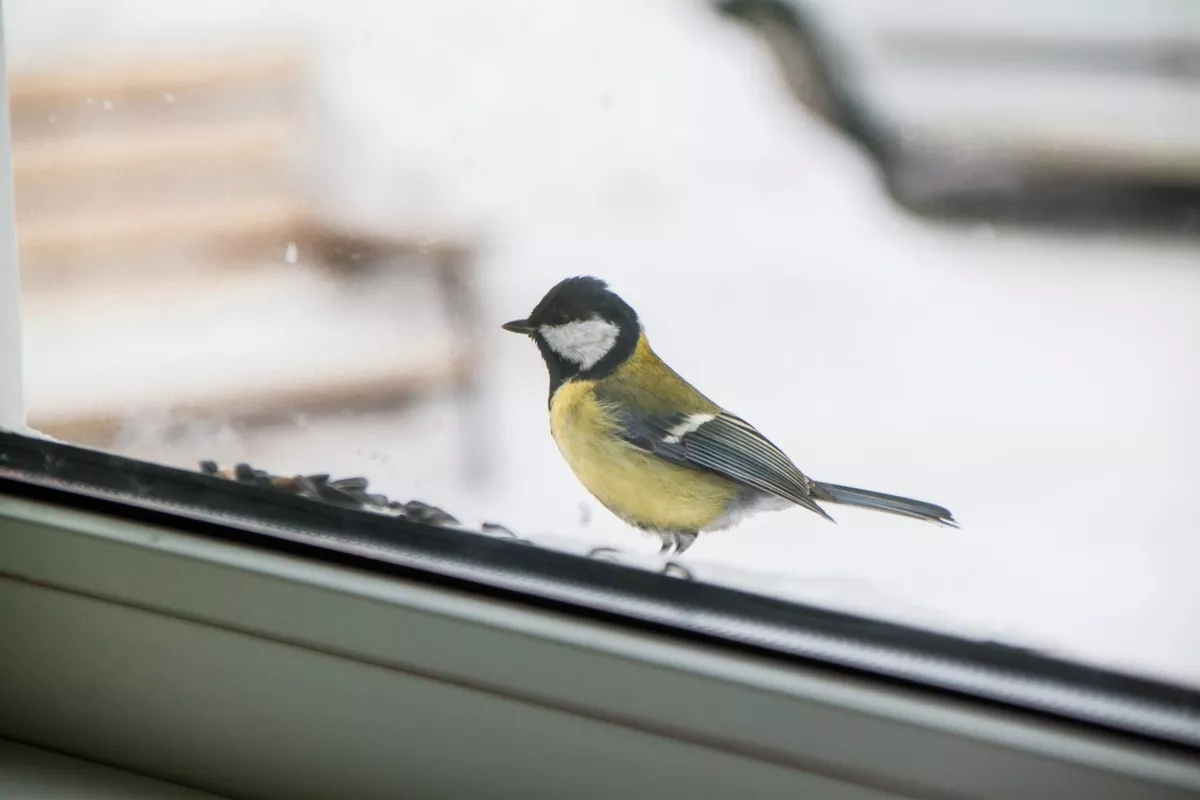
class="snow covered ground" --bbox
[9,0,1200,686]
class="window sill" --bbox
[1,486,1198,798]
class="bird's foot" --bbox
[586,546,623,562]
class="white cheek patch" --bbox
[539,318,620,370]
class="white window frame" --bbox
[0,5,24,435]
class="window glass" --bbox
[5,0,1200,691]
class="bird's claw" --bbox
[660,561,694,580]
[586,546,622,562]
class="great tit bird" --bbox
[503,276,956,556]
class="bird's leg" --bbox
[657,531,696,579]
[672,531,697,556]
[656,531,697,557]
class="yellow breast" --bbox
[549,379,738,533]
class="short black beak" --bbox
[502,319,535,335]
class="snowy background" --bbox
[7,0,1200,686]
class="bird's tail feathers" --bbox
[812,482,957,527]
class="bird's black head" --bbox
[503,276,640,400]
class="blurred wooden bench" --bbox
[12,47,486,479]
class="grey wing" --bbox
[615,409,834,521]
